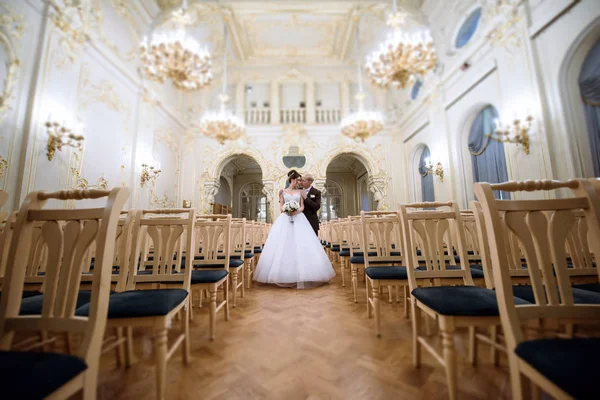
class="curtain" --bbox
[580,39,600,176]
[418,146,435,202]
[468,105,511,199]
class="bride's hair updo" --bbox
[287,169,301,183]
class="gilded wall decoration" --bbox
[48,0,94,69]
[151,189,176,208]
[0,155,8,179]
[0,4,25,122]
[67,148,109,208]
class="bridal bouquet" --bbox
[283,200,300,223]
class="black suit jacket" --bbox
[303,187,321,234]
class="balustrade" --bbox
[244,108,271,124]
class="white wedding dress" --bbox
[254,192,335,289]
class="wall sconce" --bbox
[45,118,85,161]
[424,157,444,182]
[140,161,161,188]
[489,115,533,155]
[0,155,7,179]
[182,199,191,208]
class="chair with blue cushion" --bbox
[78,208,195,400]
[329,220,345,284]
[361,211,407,336]
[243,220,257,289]
[187,214,231,340]
[476,179,600,400]
[398,201,528,400]
[224,217,246,307]
[337,218,352,288]
[0,187,128,400]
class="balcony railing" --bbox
[243,107,342,125]
[315,108,341,124]
[245,108,270,124]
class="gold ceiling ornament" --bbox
[340,20,384,142]
[198,22,245,144]
[139,0,212,92]
[364,0,436,89]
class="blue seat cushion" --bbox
[412,286,530,316]
[326,243,331,248]
[510,285,600,304]
[515,338,600,399]
[191,270,229,284]
[414,265,485,279]
[339,250,351,257]
[229,259,244,268]
[573,283,600,293]
[0,351,88,399]
[243,252,254,259]
[365,266,407,280]
[331,247,340,252]
[76,289,188,318]
[0,290,42,300]
[350,255,399,265]
[20,290,115,316]
[253,248,262,254]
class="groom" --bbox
[300,173,321,235]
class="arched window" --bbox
[320,181,342,222]
[468,105,510,199]
[411,80,423,100]
[418,146,435,202]
[240,182,269,222]
[580,38,600,176]
[455,8,482,49]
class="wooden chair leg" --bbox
[115,328,125,367]
[198,289,203,308]
[490,326,499,366]
[340,256,346,287]
[231,271,238,308]
[154,327,168,400]
[372,281,381,337]
[403,286,409,319]
[351,265,358,303]
[209,288,217,341]
[388,286,393,303]
[224,280,230,321]
[240,267,245,299]
[440,319,457,400]
[411,299,421,367]
[82,366,98,400]
[395,286,400,303]
[468,326,477,366]
[182,301,191,365]
[366,277,372,317]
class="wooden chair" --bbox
[190,214,231,340]
[361,211,406,336]
[0,188,128,399]
[337,218,352,288]
[329,220,345,285]
[77,208,195,400]
[348,216,367,303]
[228,218,247,307]
[398,201,528,400]
[475,179,600,400]
[244,220,257,289]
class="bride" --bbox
[253,170,335,289]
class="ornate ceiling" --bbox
[147,0,427,67]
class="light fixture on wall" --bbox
[488,115,533,154]
[45,116,84,161]
[198,18,245,143]
[0,155,7,179]
[340,17,384,142]
[139,0,212,91]
[424,157,444,182]
[364,0,437,89]
[141,161,161,188]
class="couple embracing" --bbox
[253,170,335,289]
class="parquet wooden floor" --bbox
[97,274,512,400]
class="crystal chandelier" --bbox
[198,23,245,144]
[139,0,212,92]
[340,20,384,142]
[365,0,436,89]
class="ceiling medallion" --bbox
[198,24,245,144]
[365,0,436,89]
[340,20,384,142]
[139,0,212,92]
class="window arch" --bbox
[468,105,510,199]
[239,182,269,223]
[580,38,600,176]
[411,80,423,100]
[320,181,342,222]
[418,146,435,202]
[455,8,482,49]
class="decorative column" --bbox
[201,179,221,214]
[306,79,316,124]
[313,178,326,193]
[368,176,388,211]
[270,81,279,125]
[235,81,245,120]
[341,81,350,117]
[261,180,278,222]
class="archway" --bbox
[214,155,270,222]
[323,154,373,220]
